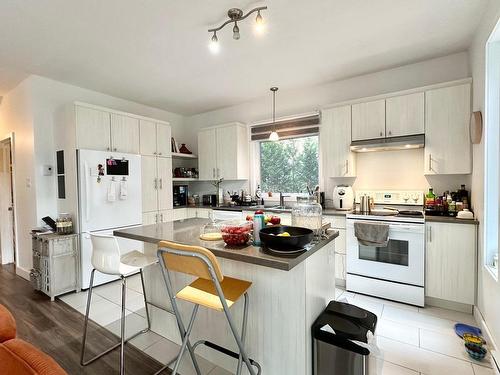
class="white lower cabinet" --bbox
[143,210,173,224]
[173,208,188,221]
[324,215,347,285]
[425,222,477,305]
[335,253,346,283]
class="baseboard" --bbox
[15,266,30,281]
[425,296,473,314]
[474,306,500,374]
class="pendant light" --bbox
[269,87,279,141]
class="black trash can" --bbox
[312,301,377,375]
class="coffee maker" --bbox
[173,185,188,207]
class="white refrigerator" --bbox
[77,149,143,289]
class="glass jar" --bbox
[291,196,323,237]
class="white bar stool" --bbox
[80,233,157,375]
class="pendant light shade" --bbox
[269,87,279,141]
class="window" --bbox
[259,135,319,193]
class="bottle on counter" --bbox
[425,187,436,214]
[253,213,265,246]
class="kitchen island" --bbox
[115,218,338,375]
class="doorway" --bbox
[0,137,16,265]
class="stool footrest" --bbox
[194,339,261,373]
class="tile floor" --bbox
[59,276,496,375]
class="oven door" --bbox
[346,219,424,286]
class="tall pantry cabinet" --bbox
[139,120,173,224]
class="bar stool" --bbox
[156,240,261,375]
[80,234,157,375]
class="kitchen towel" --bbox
[119,180,128,200]
[354,222,389,247]
[107,180,117,202]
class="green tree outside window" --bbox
[260,136,319,193]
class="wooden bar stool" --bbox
[80,234,157,375]
[156,240,261,375]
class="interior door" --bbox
[157,157,173,210]
[110,113,140,153]
[198,128,217,180]
[141,156,158,212]
[0,140,14,264]
[156,123,172,157]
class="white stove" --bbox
[346,190,426,306]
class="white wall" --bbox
[0,79,35,275]
[469,0,500,348]
[0,75,185,278]
[184,52,472,199]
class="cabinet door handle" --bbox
[212,168,215,178]
[155,213,158,223]
[379,131,383,137]
[429,226,432,242]
[345,159,349,175]
[158,152,162,156]
[388,131,392,136]
[106,147,110,151]
[159,178,163,189]
[153,152,157,155]
[154,178,158,189]
[428,154,432,172]
[114,148,117,152]
[160,213,163,222]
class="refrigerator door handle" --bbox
[84,161,90,222]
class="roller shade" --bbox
[251,113,320,141]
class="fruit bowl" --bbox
[220,221,253,246]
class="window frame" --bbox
[252,134,320,200]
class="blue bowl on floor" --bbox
[465,342,487,361]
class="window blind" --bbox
[250,112,320,141]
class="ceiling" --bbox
[0,0,487,115]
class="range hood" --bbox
[350,134,425,153]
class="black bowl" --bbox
[259,226,314,251]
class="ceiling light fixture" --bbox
[208,31,220,54]
[269,87,279,141]
[208,6,267,50]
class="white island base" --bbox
[141,240,335,375]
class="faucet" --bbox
[279,192,290,207]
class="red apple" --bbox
[255,209,264,215]
[270,216,281,225]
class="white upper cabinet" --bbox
[198,123,249,181]
[425,222,476,305]
[424,83,471,175]
[321,106,356,178]
[351,99,385,141]
[76,106,111,151]
[140,120,172,157]
[110,113,140,153]
[139,120,157,156]
[216,125,249,180]
[386,92,424,137]
[76,105,142,154]
[156,123,172,157]
[198,128,218,180]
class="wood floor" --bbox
[0,264,168,374]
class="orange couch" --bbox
[0,304,67,375]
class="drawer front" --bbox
[53,238,75,256]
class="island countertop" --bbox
[114,218,338,271]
